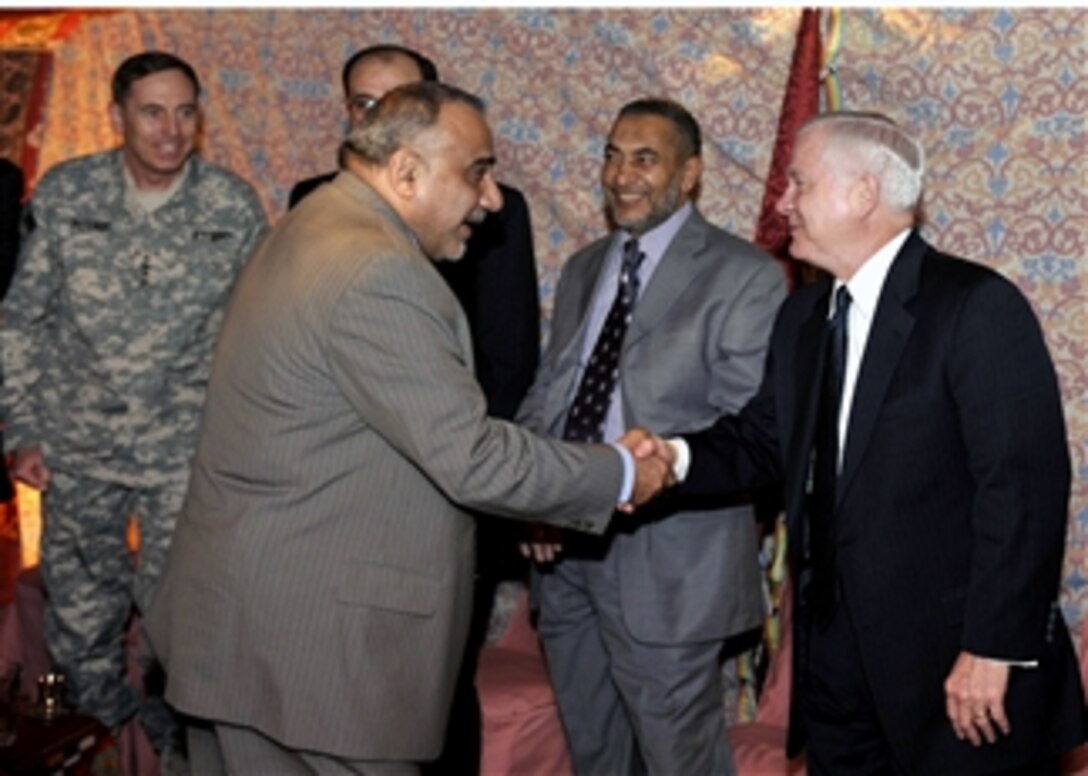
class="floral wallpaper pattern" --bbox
[27,8,1088,642]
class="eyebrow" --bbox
[139,101,198,111]
[604,143,659,158]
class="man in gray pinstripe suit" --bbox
[145,82,670,774]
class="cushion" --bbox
[477,585,572,775]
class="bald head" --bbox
[342,45,438,128]
[342,81,502,262]
[343,81,484,166]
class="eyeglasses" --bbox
[348,95,378,113]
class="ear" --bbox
[386,147,425,200]
[852,172,881,218]
[680,155,703,197]
[108,102,124,136]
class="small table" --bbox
[0,709,117,775]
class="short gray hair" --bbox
[343,81,485,166]
[801,111,925,213]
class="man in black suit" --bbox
[289,45,540,772]
[0,158,23,503]
[631,111,1086,774]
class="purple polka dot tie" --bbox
[563,238,645,443]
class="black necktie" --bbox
[809,285,851,621]
[563,238,645,443]
[828,285,851,407]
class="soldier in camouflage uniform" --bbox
[2,51,266,755]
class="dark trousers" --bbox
[801,597,893,776]
[800,596,1063,776]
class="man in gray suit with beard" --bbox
[145,82,671,774]
[518,98,787,775]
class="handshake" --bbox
[521,428,678,563]
[619,427,679,511]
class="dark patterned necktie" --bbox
[809,284,851,621]
[562,238,645,443]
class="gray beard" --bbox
[606,182,682,236]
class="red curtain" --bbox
[753,8,823,288]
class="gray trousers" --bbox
[535,547,737,776]
[188,720,420,776]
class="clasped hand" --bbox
[618,427,676,512]
[520,428,677,563]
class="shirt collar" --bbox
[615,200,693,268]
[835,228,911,321]
[121,155,192,214]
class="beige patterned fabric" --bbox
[26,7,1087,641]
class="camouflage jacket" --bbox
[3,149,267,486]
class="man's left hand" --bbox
[944,651,1012,746]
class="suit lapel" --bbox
[547,244,609,357]
[837,233,925,505]
[541,244,610,429]
[625,211,709,349]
